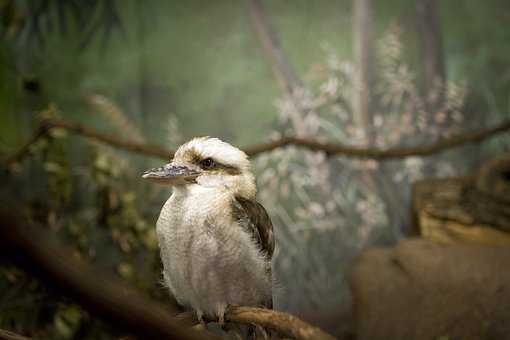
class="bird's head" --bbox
[142,137,256,198]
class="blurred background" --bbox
[1,0,510,339]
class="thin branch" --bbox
[241,120,510,158]
[3,118,510,166]
[43,119,171,159]
[353,0,375,142]
[4,124,50,166]
[4,118,172,165]
[416,0,446,111]
[247,0,302,95]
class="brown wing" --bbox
[232,196,275,259]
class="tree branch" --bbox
[4,124,51,166]
[4,118,172,165]
[247,0,302,95]
[241,120,510,158]
[0,210,337,340]
[416,0,445,111]
[0,210,215,340]
[175,306,336,340]
[0,329,31,340]
[3,118,510,166]
[353,0,375,142]
[227,306,336,340]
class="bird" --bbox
[142,137,275,327]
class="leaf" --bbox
[44,161,63,173]
[117,262,133,279]
[54,304,83,339]
[142,229,158,251]
[48,127,68,139]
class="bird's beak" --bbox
[141,163,200,185]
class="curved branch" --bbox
[42,119,172,159]
[4,118,173,165]
[227,306,336,340]
[176,306,336,340]
[4,118,510,166]
[0,210,336,340]
[243,120,510,158]
[247,0,302,95]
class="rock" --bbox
[412,156,510,245]
[349,239,510,340]
[413,177,510,245]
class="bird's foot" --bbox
[217,304,227,329]
[195,310,207,329]
[254,324,270,340]
[191,323,206,332]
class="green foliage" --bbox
[0,0,123,48]
[1,109,166,339]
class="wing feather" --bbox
[232,196,275,259]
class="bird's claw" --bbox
[255,324,270,340]
[218,304,227,328]
[218,314,225,328]
[195,310,207,329]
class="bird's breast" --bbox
[156,189,233,282]
[156,188,271,314]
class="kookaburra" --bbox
[142,137,275,325]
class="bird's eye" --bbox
[200,158,215,169]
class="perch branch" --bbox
[175,306,336,340]
[4,118,172,165]
[0,209,214,340]
[3,118,510,166]
[0,210,337,340]
[227,305,336,340]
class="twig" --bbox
[3,118,510,166]
[0,210,215,340]
[247,0,302,95]
[0,329,31,340]
[353,0,375,140]
[42,119,171,159]
[4,118,172,165]
[416,0,446,112]
[3,124,51,166]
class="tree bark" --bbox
[247,0,302,96]
[136,0,150,131]
[416,0,446,112]
[353,0,375,144]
